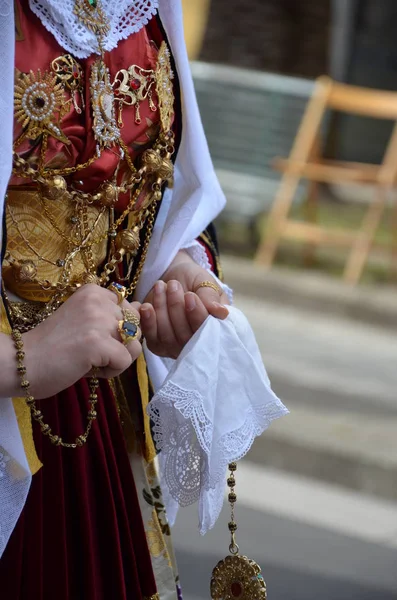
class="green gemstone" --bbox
[87,0,97,7]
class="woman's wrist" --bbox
[161,249,195,282]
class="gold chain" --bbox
[11,329,99,448]
[126,200,158,297]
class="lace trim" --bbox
[29,0,159,58]
[148,380,287,513]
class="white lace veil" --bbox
[0,0,226,556]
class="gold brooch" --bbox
[113,64,157,126]
[51,54,85,114]
[14,69,69,144]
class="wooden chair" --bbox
[255,76,397,284]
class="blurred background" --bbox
[172,2,397,599]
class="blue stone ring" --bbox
[108,282,127,305]
[118,309,141,345]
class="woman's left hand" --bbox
[140,251,229,359]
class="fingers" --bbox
[92,337,133,378]
[184,292,210,332]
[140,302,157,346]
[152,280,177,350]
[167,280,193,346]
[195,285,229,320]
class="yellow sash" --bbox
[0,298,42,474]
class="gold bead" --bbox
[140,149,162,174]
[16,351,25,361]
[88,410,97,420]
[51,435,61,446]
[228,492,237,503]
[152,190,162,202]
[42,175,68,201]
[228,521,238,532]
[115,228,140,254]
[229,462,237,471]
[76,435,86,447]
[41,424,50,433]
[17,365,26,374]
[157,157,174,181]
[98,182,118,206]
[25,395,34,405]
[227,477,235,488]
[21,379,30,389]
[14,259,37,283]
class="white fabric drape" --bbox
[0,0,32,559]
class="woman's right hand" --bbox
[15,284,142,399]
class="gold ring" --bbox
[118,308,141,345]
[193,280,222,296]
[108,283,127,305]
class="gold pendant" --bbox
[211,463,268,599]
[211,554,267,600]
[91,59,120,155]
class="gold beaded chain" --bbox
[11,329,99,448]
[226,462,239,555]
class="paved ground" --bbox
[222,260,397,501]
[173,464,397,600]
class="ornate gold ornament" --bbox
[10,2,175,319]
[113,64,157,126]
[211,555,267,600]
[155,44,174,134]
[51,54,85,114]
[73,0,110,37]
[14,69,69,144]
[91,59,121,155]
[210,464,267,600]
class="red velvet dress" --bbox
[0,3,179,599]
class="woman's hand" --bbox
[140,251,229,359]
[14,284,142,399]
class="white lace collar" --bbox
[29,0,159,58]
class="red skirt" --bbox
[0,374,157,600]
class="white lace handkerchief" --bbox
[147,306,289,534]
